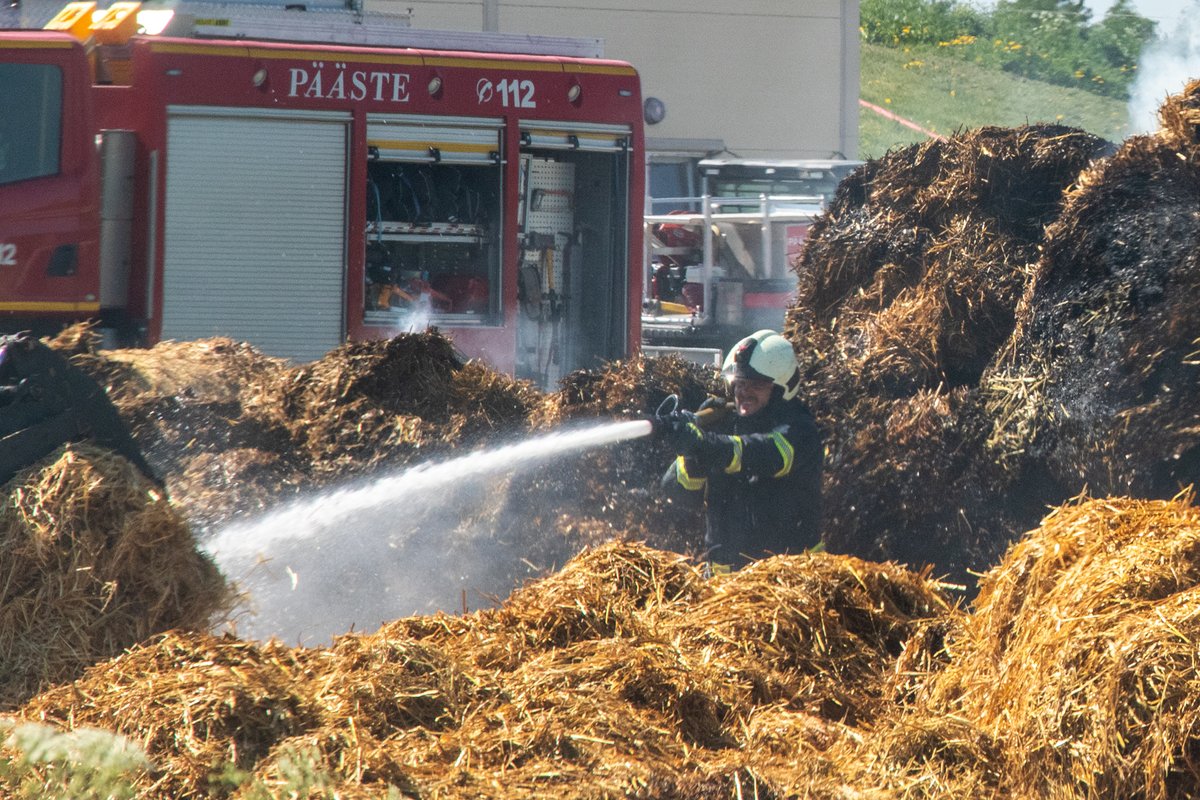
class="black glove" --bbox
[649,411,674,438]
[651,394,704,455]
[662,416,704,456]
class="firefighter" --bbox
[656,330,823,572]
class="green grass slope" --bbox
[859,42,1131,158]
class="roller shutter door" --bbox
[366,113,501,165]
[162,108,349,362]
[519,120,631,152]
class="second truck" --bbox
[641,156,861,358]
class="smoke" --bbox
[399,299,433,334]
[1127,13,1200,134]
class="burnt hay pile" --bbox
[984,81,1200,504]
[260,332,540,477]
[791,123,1110,397]
[55,329,541,533]
[788,90,1199,582]
[56,328,720,569]
[58,332,299,530]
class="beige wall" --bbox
[376,0,859,160]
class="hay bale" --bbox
[383,545,951,796]
[302,632,477,738]
[1157,76,1200,155]
[99,338,288,408]
[50,336,304,532]
[260,332,537,478]
[497,541,708,651]
[818,388,1008,580]
[661,552,953,726]
[985,80,1200,501]
[778,124,1117,585]
[231,727,418,799]
[443,637,725,771]
[54,331,540,533]
[257,332,461,473]
[378,542,709,676]
[789,125,1108,398]
[899,495,1200,798]
[0,445,231,708]
[450,360,541,436]
[380,545,946,797]
[6,542,959,799]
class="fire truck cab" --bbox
[0,2,644,386]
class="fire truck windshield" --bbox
[0,64,63,186]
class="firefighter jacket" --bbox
[662,396,822,569]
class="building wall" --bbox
[382,0,859,160]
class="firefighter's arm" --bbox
[653,396,736,480]
[685,417,816,481]
[673,427,744,478]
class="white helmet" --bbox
[721,330,802,401]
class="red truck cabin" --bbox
[0,33,101,328]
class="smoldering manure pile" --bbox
[0,83,1199,796]
[787,83,1200,584]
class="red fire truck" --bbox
[0,2,644,385]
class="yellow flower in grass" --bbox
[939,34,977,47]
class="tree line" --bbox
[860,0,1157,100]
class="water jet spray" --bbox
[205,418,653,645]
